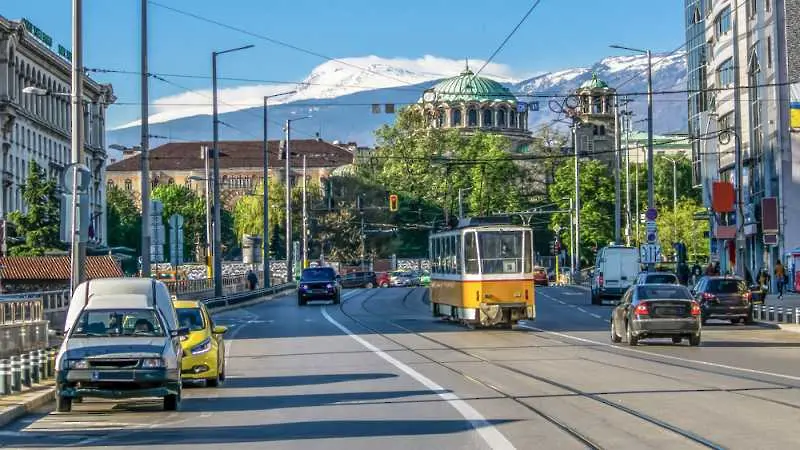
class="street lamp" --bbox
[263,90,296,288]
[211,44,254,297]
[660,154,679,214]
[611,44,654,264]
[284,115,311,283]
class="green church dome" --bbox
[580,72,610,90]
[425,66,517,104]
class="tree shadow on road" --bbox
[222,372,398,389]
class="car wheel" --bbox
[297,296,306,306]
[163,393,180,411]
[671,337,682,344]
[381,282,388,288]
[333,293,341,305]
[365,282,374,289]
[689,333,701,346]
[610,320,622,343]
[744,315,755,325]
[56,395,72,413]
[591,290,599,305]
[626,321,639,346]
[206,365,222,387]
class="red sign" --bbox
[761,197,779,233]
[712,181,735,213]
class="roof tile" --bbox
[0,256,124,280]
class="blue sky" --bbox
[5,0,684,129]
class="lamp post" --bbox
[22,83,87,292]
[284,115,311,283]
[212,44,253,297]
[661,154,679,243]
[611,45,654,262]
[718,128,744,277]
[262,90,295,288]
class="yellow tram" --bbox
[429,218,536,327]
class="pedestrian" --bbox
[705,262,715,276]
[758,268,770,303]
[775,259,786,300]
[713,262,721,276]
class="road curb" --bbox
[754,321,800,333]
[0,382,55,428]
[209,288,293,314]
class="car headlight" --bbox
[64,359,90,369]
[141,358,165,368]
[326,283,333,289]
[300,284,309,290]
[190,337,212,355]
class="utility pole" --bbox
[202,146,212,278]
[302,154,308,269]
[573,122,581,270]
[139,0,151,278]
[70,0,85,291]
[212,44,253,297]
[569,197,574,277]
[284,120,292,283]
[360,213,366,271]
[624,102,631,246]
[732,4,745,277]
[613,95,621,244]
[646,49,654,217]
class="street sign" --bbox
[640,244,661,264]
[553,224,562,233]
[169,214,184,266]
[645,208,658,221]
[645,221,657,232]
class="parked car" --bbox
[635,271,680,285]
[591,245,640,305]
[340,271,378,289]
[533,267,549,286]
[376,272,391,288]
[173,299,227,386]
[610,284,701,346]
[390,271,417,287]
[691,276,753,324]
[298,267,341,305]
[55,278,187,413]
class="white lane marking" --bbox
[556,300,565,304]
[517,323,800,383]
[321,307,515,450]
[567,304,576,309]
[590,313,602,319]
[576,307,587,313]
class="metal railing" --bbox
[752,304,800,325]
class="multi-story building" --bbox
[572,74,618,163]
[106,139,354,208]
[0,16,115,248]
[688,0,799,279]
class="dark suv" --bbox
[298,267,341,306]
[340,271,377,289]
[691,276,753,324]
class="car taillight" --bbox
[598,274,604,287]
[743,291,752,301]
[634,302,649,315]
[690,301,701,316]
[701,292,716,301]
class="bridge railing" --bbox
[752,304,800,325]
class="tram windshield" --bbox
[479,230,525,274]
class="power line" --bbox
[475,0,544,76]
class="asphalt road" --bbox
[3,286,800,449]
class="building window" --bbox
[749,0,757,17]
[717,58,734,86]
[718,112,733,131]
[766,0,771,12]
[509,110,517,127]
[468,108,478,126]
[767,36,773,68]
[124,179,132,191]
[593,125,599,136]
[482,109,493,127]
[599,125,606,136]
[497,108,507,126]
[436,108,445,127]
[452,109,462,126]
[714,6,732,37]
[592,96,602,114]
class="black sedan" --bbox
[297,267,341,306]
[610,284,701,346]
[690,276,753,324]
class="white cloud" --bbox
[114,55,528,130]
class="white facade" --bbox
[0,16,115,247]
[700,0,798,276]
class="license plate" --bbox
[92,371,134,381]
[312,289,327,294]
[657,307,682,316]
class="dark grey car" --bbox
[691,276,753,324]
[610,284,701,346]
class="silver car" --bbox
[610,284,701,346]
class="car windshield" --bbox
[301,268,336,281]
[646,274,678,284]
[708,279,747,293]
[176,307,206,332]
[638,286,692,300]
[72,309,165,337]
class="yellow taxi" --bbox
[173,299,227,386]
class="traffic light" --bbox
[389,194,398,212]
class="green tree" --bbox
[106,185,141,253]
[152,184,207,262]
[653,154,699,209]
[549,159,615,266]
[8,161,62,256]
[655,198,709,261]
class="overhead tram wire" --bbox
[474,0,544,76]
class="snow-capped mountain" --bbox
[107,53,687,154]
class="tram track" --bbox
[336,287,726,450]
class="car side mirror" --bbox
[689,289,696,296]
[171,327,190,338]
[212,325,228,335]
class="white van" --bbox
[590,246,640,305]
[55,278,187,412]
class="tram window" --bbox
[456,235,463,274]
[465,232,479,274]
[479,231,523,274]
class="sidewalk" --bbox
[0,381,55,428]
[763,292,800,308]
